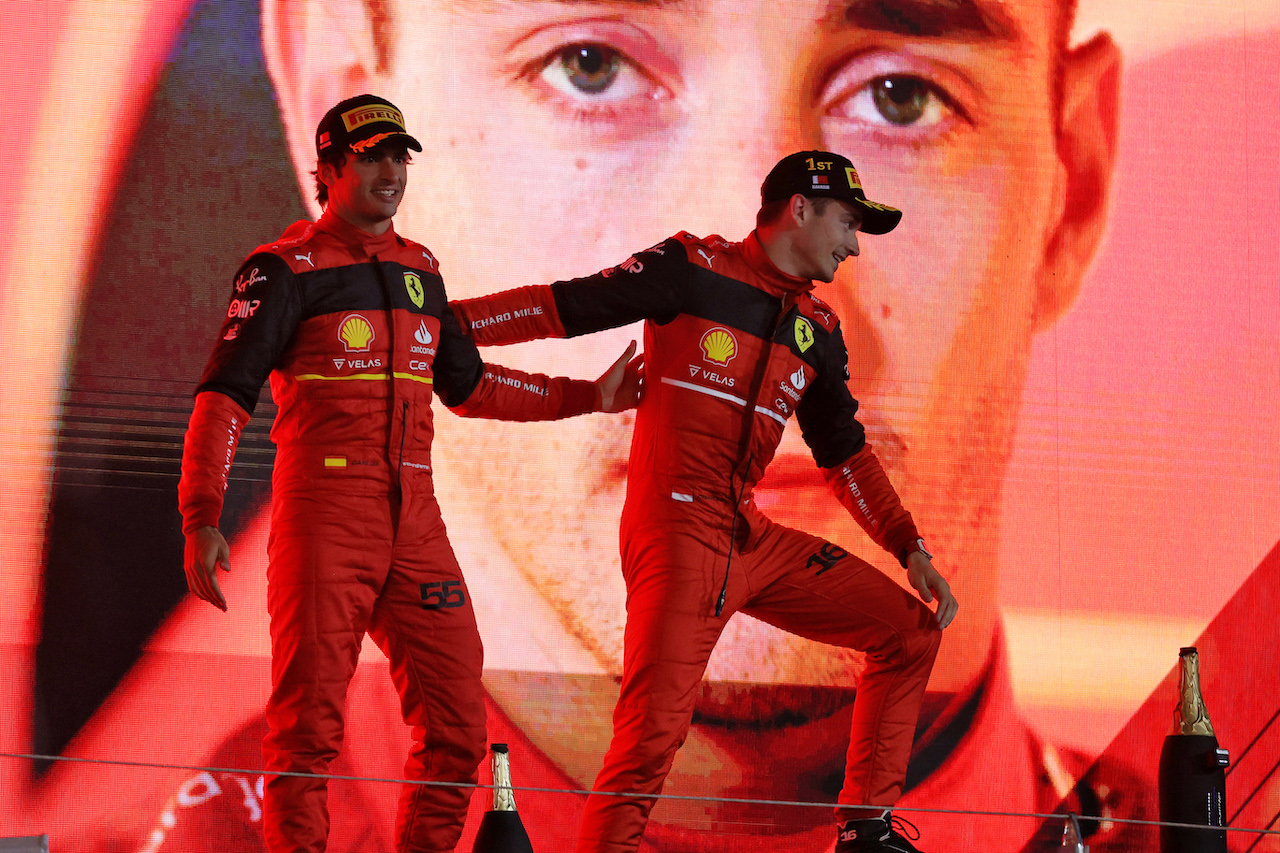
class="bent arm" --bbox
[821,446,921,565]
[796,323,921,564]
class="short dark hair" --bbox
[755,195,837,229]
[312,148,349,207]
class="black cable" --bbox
[716,459,752,617]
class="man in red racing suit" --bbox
[450,151,958,853]
[177,94,638,853]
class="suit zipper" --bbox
[398,400,409,472]
[715,294,794,617]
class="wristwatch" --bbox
[898,538,933,568]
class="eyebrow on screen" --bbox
[837,0,1023,41]
[467,0,1020,40]
[467,0,696,9]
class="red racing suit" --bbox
[178,209,599,853]
[451,231,943,853]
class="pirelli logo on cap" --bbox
[341,104,406,132]
[845,166,862,190]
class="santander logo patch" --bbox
[414,320,433,346]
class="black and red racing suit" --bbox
[451,231,943,853]
[178,209,599,853]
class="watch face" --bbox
[917,538,934,559]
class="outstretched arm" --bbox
[450,238,690,345]
[446,341,643,421]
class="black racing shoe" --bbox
[834,810,925,853]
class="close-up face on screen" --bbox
[1,1,1278,851]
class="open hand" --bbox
[597,340,644,413]
[184,525,232,611]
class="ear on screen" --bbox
[1033,32,1122,332]
[260,0,387,216]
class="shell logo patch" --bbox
[339,313,375,352]
[700,327,738,366]
[404,271,425,308]
[794,317,815,353]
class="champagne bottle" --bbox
[472,743,535,853]
[1158,647,1229,853]
[1061,812,1088,852]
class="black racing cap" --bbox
[315,94,422,157]
[761,150,902,235]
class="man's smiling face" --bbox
[321,144,411,234]
[791,198,863,283]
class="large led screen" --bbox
[1,0,1278,850]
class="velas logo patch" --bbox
[341,104,406,132]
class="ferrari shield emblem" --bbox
[794,317,815,353]
[404,271,425,309]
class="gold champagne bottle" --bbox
[1158,647,1228,853]
[471,743,535,853]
